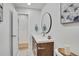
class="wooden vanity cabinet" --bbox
[32,36,54,56]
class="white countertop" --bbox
[32,34,54,43]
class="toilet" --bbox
[55,49,63,56]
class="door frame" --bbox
[10,12,30,56]
[9,11,13,56]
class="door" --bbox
[18,14,29,55]
[10,11,18,56]
[18,14,28,43]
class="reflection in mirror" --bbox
[41,12,52,36]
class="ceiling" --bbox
[13,3,46,10]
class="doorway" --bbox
[18,14,29,56]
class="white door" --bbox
[13,12,18,56]
[18,14,28,43]
[10,11,18,56]
[18,14,28,56]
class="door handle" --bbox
[38,47,46,50]
[11,35,16,37]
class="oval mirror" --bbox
[41,12,52,35]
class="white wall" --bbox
[0,3,18,56]
[29,9,41,34]
[42,3,79,55]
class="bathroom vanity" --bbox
[32,35,54,56]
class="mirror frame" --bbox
[41,12,52,34]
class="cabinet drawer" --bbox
[37,42,53,50]
[37,42,54,56]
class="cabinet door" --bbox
[37,42,54,56]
